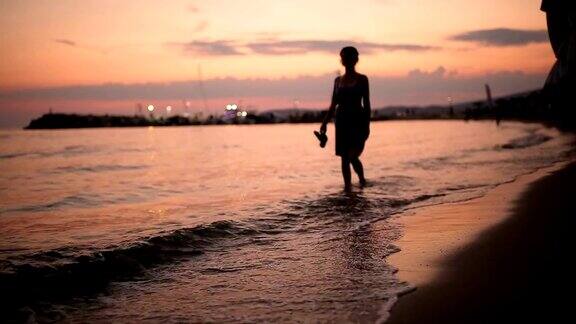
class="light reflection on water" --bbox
[0,121,573,321]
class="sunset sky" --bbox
[0,0,553,126]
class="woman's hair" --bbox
[340,46,359,59]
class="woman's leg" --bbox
[350,157,366,185]
[341,157,352,190]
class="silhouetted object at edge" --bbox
[541,0,576,123]
[320,46,371,191]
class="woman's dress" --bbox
[334,76,370,157]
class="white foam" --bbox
[376,284,417,324]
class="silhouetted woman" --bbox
[320,46,371,191]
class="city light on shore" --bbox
[225,104,238,111]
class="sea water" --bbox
[0,120,573,322]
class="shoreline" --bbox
[384,160,576,323]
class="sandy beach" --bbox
[386,160,576,323]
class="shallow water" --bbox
[0,121,573,322]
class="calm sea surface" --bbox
[0,121,573,322]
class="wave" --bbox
[405,154,470,171]
[0,183,473,314]
[2,194,103,213]
[0,145,153,161]
[0,220,258,309]
[0,152,31,160]
[0,145,100,161]
[50,164,148,174]
[2,190,153,214]
[498,133,552,150]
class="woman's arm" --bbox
[362,75,371,120]
[362,75,371,140]
[320,77,339,133]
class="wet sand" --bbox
[385,161,576,324]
